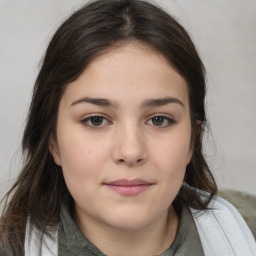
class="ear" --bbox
[186,148,193,165]
[48,137,61,166]
[195,120,201,135]
[187,120,201,165]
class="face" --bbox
[50,43,192,232]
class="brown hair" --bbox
[0,0,217,254]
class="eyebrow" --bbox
[71,97,119,108]
[70,97,184,108]
[141,97,184,108]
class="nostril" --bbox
[117,158,144,165]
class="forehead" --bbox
[61,42,189,107]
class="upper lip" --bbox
[104,179,153,186]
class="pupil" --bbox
[91,117,103,126]
[153,117,164,126]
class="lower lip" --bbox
[105,184,151,196]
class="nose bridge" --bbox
[113,120,147,166]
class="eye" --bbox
[81,115,110,127]
[147,115,175,127]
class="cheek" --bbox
[57,134,109,206]
[59,129,104,166]
[151,133,191,193]
[154,133,191,170]
[57,130,110,191]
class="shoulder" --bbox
[0,240,6,256]
[190,195,256,256]
[25,218,58,256]
[0,236,14,256]
[0,227,12,256]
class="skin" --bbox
[50,42,193,256]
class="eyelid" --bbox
[146,114,176,127]
[80,114,112,128]
[80,113,176,128]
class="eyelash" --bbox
[81,115,110,128]
[147,115,176,127]
[80,114,176,128]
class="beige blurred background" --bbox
[0,0,256,200]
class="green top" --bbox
[0,204,204,255]
[59,204,204,256]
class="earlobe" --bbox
[187,120,201,165]
[48,138,61,166]
[187,121,200,165]
[186,149,193,165]
[196,120,201,135]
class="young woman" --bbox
[1,0,255,255]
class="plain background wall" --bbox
[0,0,255,198]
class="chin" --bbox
[109,219,150,231]
[102,209,157,231]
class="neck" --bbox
[75,206,179,256]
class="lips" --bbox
[103,179,153,196]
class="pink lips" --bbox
[104,179,153,196]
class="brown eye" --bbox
[152,116,165,126]
[147,115,175,127]
[90,116,104,126]
[81,116,109,127]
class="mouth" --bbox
[103,179,153,196]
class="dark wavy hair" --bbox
[0,0,217,254]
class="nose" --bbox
[112,124,147,167]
